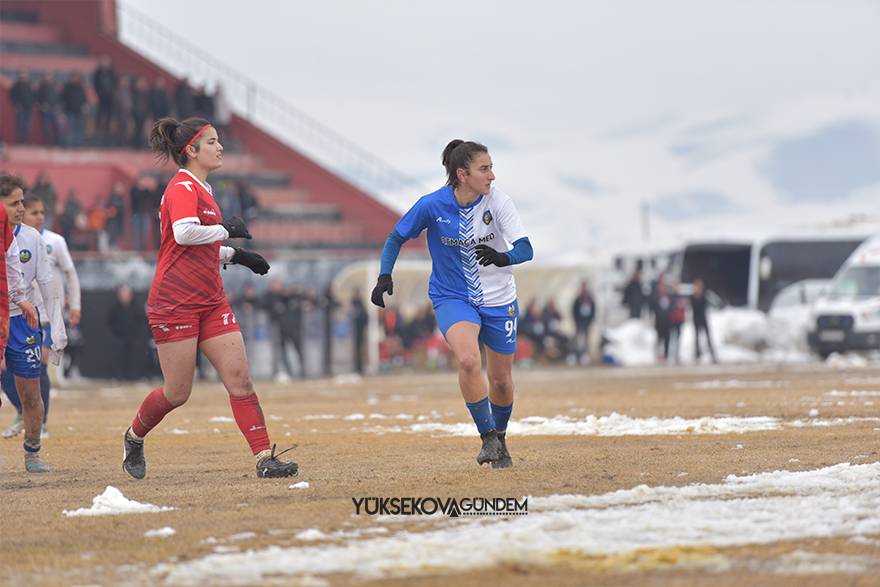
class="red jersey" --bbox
[0,205,11,353]
[147,170,225,318]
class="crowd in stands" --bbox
[7,172,258,252]
[9,56,232,148]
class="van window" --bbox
[829,266,880,298]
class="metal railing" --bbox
[116,3,421,198]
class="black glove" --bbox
[370,273,393,308]
[474,244,510,267]
[230,248,270,275]
[220,216,252,239]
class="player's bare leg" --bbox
[486,348,515,469]
[123,337,198,479]
[17,376,49,473]
[200,331,297,477]
[444,321,501,465]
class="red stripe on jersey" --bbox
[148,171,226,317]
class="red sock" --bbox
[229,393,270,455]
[131,387,176,438]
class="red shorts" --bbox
[149,302,240,345]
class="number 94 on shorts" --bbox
[433,299,519,355]
[149,302,240,344]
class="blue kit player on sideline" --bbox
[1,194,81,439]
[0,174,67,473]
[370,140,533,468]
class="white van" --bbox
[807,236,880,358]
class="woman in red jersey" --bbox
[122,116,297,479]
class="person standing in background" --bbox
[572,280,595,365]
[622,267,645,319]
[350,290,368,375]
[691,277,718,364]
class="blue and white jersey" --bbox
[395,185,527,307]
[8,223,66,352]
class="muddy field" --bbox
[1,363,879,587]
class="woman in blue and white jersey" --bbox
[371,139,533,468]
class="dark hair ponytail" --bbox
[441,139,488,187]
[149,116,211,166]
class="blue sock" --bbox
[466,397,496,436]
[40,363,50,421]
[1,368,23,413]
[491,402,513,434]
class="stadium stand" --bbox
[0,0,416,253]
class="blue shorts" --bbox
[4,315,43,379]
[41,322,54,349]
[433,299,519,355]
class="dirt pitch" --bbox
[1,363,879,587]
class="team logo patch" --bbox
[19,249,32,263]
[507,304,515,317]
[26,335,36,345]
[482,210,493,225]
[46,244,53,254]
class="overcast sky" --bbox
[120,0,880,262]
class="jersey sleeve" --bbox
[55,237,82,311]
[393,196,431,240]
[165,181,200,226]
[495,191,527,244]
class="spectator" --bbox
[350,290,368,374]
[519,299,545,360]
[104,182,127,248]
[35,73,61,145]
[232,284,262,345]
[173,78,193,118]
[10,70,35,143]
[668,282,687,364]
[30,173,58,230]
[622,267,645,319]
[237,180,260,222]
[263,280,305,381]
[107,285,147,380]
[651,275,673,362]
[60,189,83,247]
[192,83,214,120]
[148,77,171,123]
[92,56,118,139]
[541,299,568,361]
[130,76,150,148]
[114,75,134,147]
[572,280,595,365]
[691,277,718,364]
[320,285,338,376]
[61,72,87,147]
[129,175,155,250]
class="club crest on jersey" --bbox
[482,210,493,225]
[26,335,36,345]
[46,244,53,254]
[507,304,515,317]
[19,249,32,263]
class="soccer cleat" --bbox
[2,415,24,439]
[256,444,298,478]
[122,428,146,479]
[492,432,513,469]
[25,451,50,473]
[476,429,502,465]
